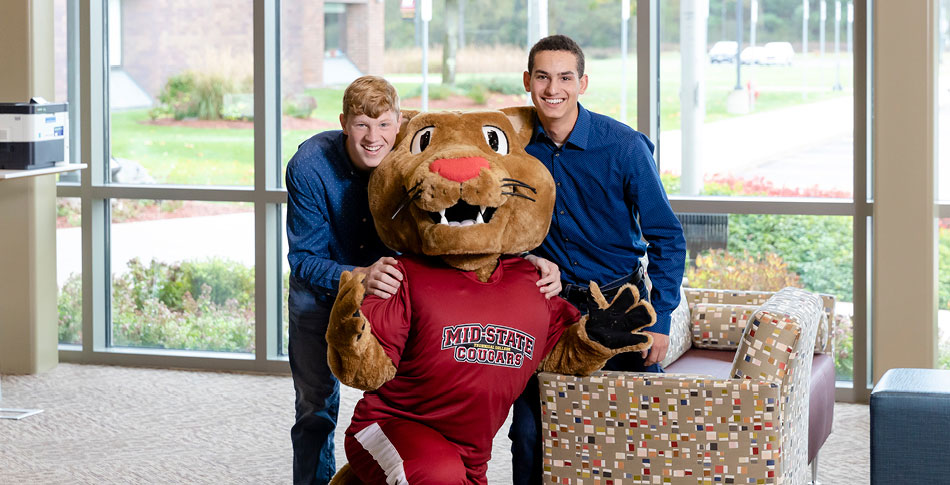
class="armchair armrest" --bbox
[539,371,784,483]
[660,287,692,368]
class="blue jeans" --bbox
[289,277,339,485]
[509,278,660,485]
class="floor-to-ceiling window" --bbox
[59,0,872,394]
[937,0,950,368]
[658,0,861,385]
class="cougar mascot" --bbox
[328,107,655,484]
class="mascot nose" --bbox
[429,157,489,183]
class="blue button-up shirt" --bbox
[528,104,686,335]
[285,130,392,304]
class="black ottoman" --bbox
[870,368,950,484]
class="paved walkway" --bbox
[660,96,854,193]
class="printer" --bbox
[0,97,68,170]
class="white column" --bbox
[872,0,938,380]
[0,0,59,376]
[527,0,548,48]
[680,0,708,195]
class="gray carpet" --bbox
[0,364,868,484]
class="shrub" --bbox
[58,273,82,344]
[726,214,853,301]
[149,71,198,120]
[938,227,950,309]
[149,71,250,121]
[57,257,257,352]
[833,313,854,379]
[283,94,318,119]
[686,249,801,291]
[465,83,489,104]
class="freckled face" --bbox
[340,110,399,172]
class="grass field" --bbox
[110,53,854,186]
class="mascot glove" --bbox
[327,271,369,347]
[584,281,656,350]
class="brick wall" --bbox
[281,0,325,95]
[122,0,254,98]
[345,1,385,76]
[51,0,386,101]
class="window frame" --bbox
[60,0,881,400]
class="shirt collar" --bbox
[531,103,591,150]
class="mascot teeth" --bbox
[430,201,497,226]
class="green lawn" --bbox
[110,54,854,186]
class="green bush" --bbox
[465,83,489,105]
[58,257,257,352]
[686,249,801,291]
[283,94,318,119]
[149,71,250,121]
[149,71,198,120]
[726,214,853,301]
[833,313,854,379]
[938,227,950,309]
[58,273,82,344]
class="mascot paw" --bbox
[585,281,656,349]
[328,271,368,339]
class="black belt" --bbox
[560,266,645,309]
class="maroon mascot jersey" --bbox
[345,255,580,481]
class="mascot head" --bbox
[369,107,554,276]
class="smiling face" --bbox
[523,50,588,130]
[340,110,400,172]
[368,108,555,272]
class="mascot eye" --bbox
[411,126,435,154]
[481,126,509,154]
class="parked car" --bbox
[762,42,795,66]
[740,46,766,64]
[708,41,738,63]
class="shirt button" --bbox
[362,218,367,223]
[564,237,569,242]
[555,153,560,157]
[573,261,579,266]
[359,244,365,249]
[556,182,561,187]
[559,210,565,215]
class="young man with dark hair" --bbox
[509,34,687,484]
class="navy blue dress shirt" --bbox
[285,130,392,304]
[528,104,686,335]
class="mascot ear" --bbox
[500,106,536,147]
[395,109,420,147]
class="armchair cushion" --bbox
[681,288,836,355]
[690,303,758,349]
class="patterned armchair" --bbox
[539,287,826,485]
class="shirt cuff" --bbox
[649,311,671,336]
